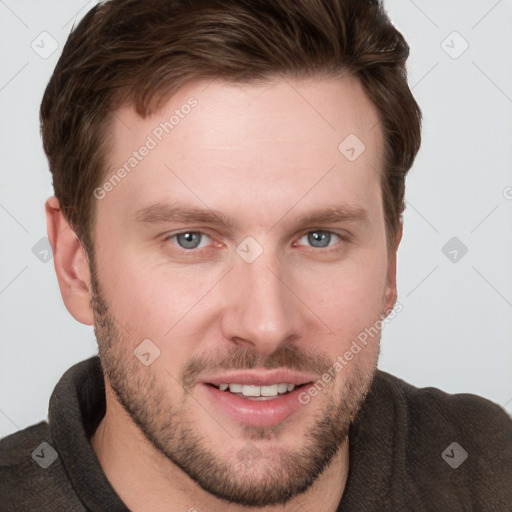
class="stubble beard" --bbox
[89,268,378,507]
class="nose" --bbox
[220,250,305,355]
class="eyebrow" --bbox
[134,203,235,229]
[294,205,368,228]
[134,202,368,231]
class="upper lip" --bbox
[200,369,317,387]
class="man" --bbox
[1,0,511,510]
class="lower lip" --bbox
[201,384,309,427]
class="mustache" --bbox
[181,344,333,390]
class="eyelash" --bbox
[162,229,347,255]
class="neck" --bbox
[91,385,350,512]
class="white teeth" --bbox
[260,384,278,397]
[242,385,260,397]
[277,383,288,394]
[218,382,297,397]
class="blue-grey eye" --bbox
[174,232,209,249]
[300,231,340,248]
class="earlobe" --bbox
[45,196,95,325]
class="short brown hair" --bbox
[41,0,421,253]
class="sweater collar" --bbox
[49,356,128,511]
[48,356,403,512]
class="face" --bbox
[89,76,396,507]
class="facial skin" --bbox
[47,75,400,512]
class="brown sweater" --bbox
[1,356,511,511]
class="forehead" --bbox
[99,76,383,229]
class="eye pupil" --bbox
[308,231,330,248]
[177,232,201,249]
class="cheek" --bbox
[96,249,228,344]
[291,252,388,348]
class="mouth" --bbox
[198,370,315,426]
[205,382,309,401]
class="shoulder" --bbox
[0,422,85,512]
[0,421,51,471]
[373,370,512,508]
[374,369,512,439]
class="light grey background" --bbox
[1,0,511,438]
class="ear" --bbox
[382,223,402,317]
[45,196,95,325]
